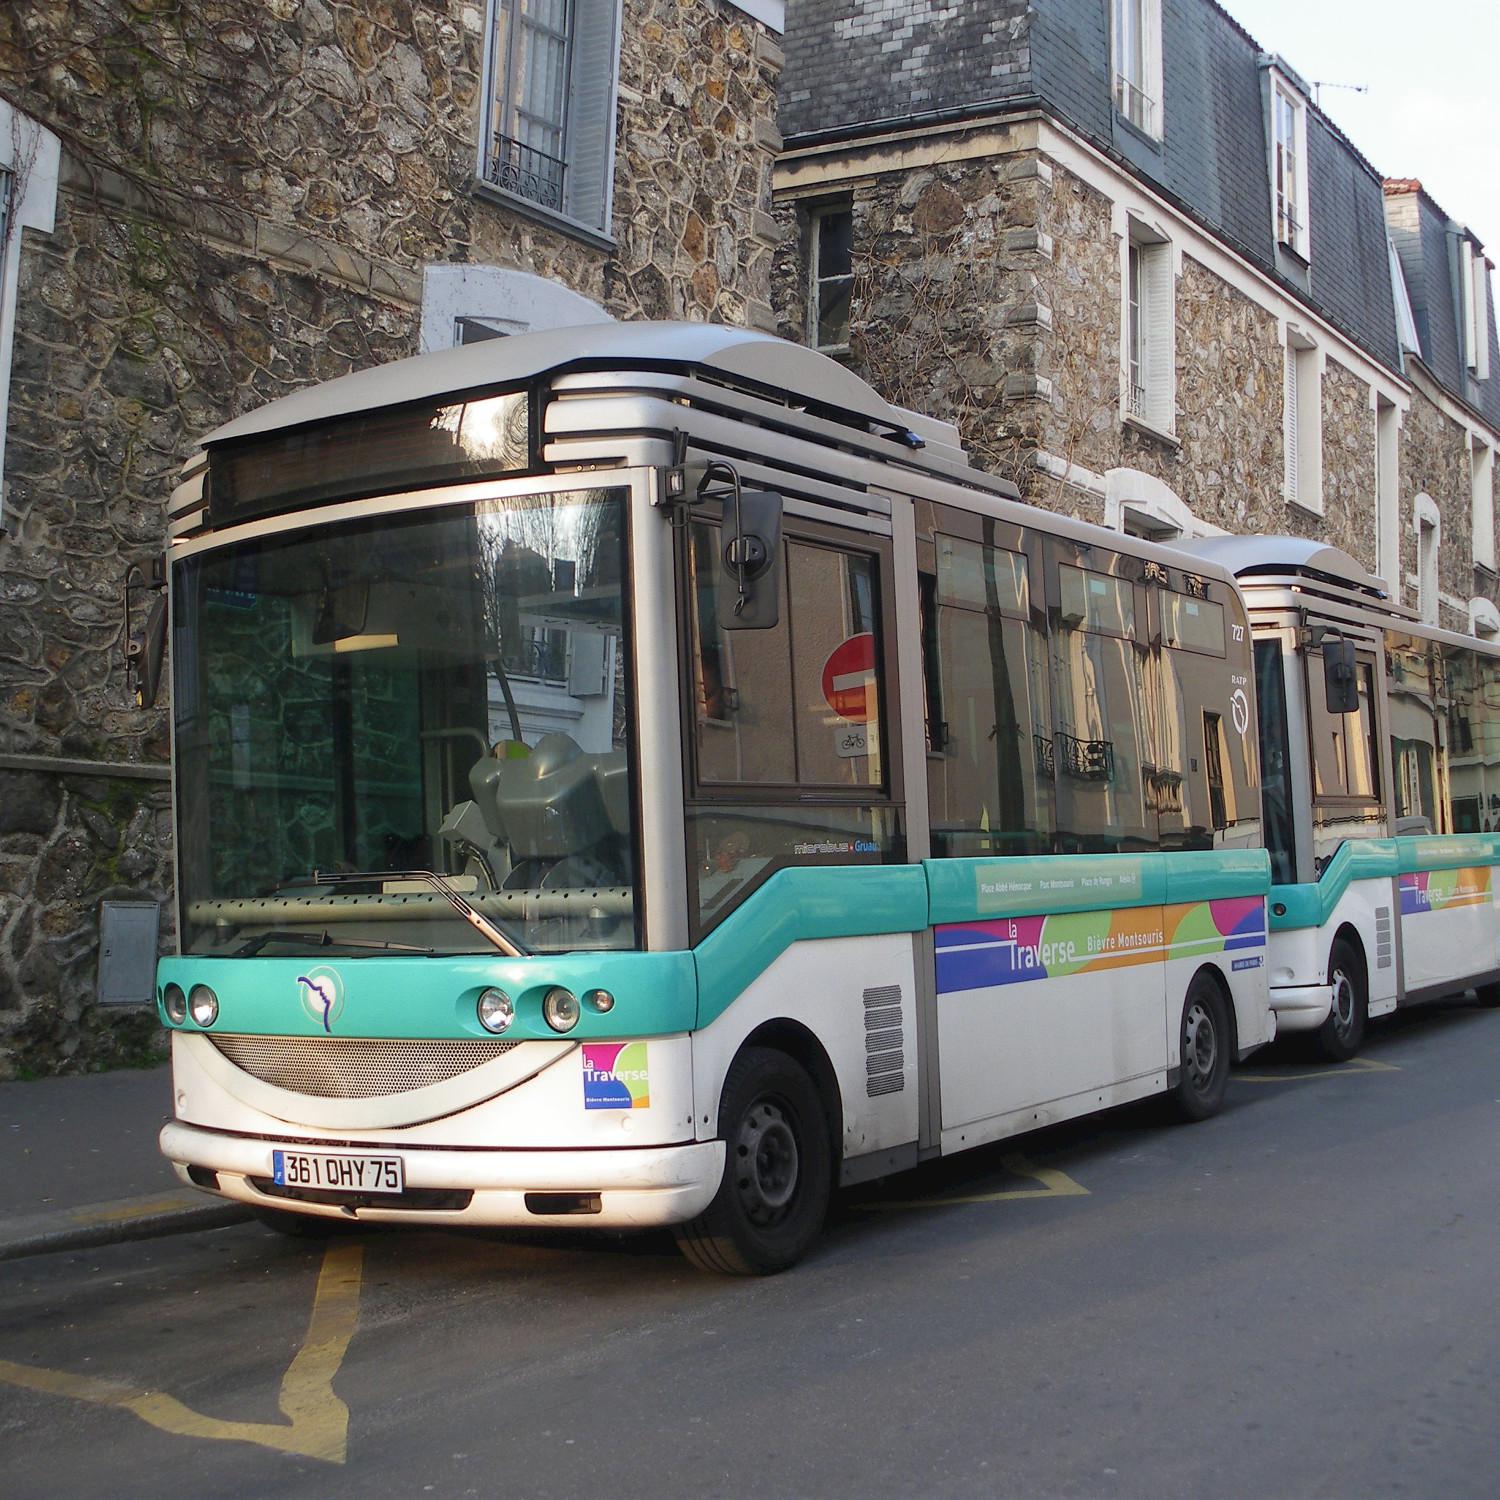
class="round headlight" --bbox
[584,988,615,1014]
[188,984,219,1027]
[163,983,187,1025]
[477,987,514,1034]
[543,986,581,1033]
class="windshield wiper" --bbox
[234,930,437,958]
[310,868,529,958]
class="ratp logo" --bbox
[297,967,345,1033]
[582,1042,650,1110]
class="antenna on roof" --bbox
[1312,80,1368,107]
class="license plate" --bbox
[271,1149,405,1194]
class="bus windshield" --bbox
[172,487,635,956]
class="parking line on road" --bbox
[0,1241,363,1464]
[866,1152,1089,1210]
[1236,1056,1400,1084]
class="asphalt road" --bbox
[3,999,1499,1499]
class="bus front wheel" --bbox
[1169,975,1230,1122]
[675,1047,832,1276]
[1312,938,1366,1063]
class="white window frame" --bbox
[477,0,622,240]
[1270,71,1310,261]
[1112,0,1163,140]
[1473,437,1496,572]
[807,202,853,355]
[1283,328,1322,514]
[1121,219,1175,436]
[1462,239,1492,380]
[1375,395,1401,597]
[0,103,61,534]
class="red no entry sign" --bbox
[821,632,877,723]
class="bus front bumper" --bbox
[1269,982,1333,1033]
[160,1121,724,1230]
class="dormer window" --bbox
[1271,74,1309,260]
[1112,0,1162,139]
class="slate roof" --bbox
[780,0,1404,373]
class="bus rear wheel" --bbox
[1312,939,1366,1062]
[1169,974,1230,1122]
[675,1047,832,1276]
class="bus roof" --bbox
[204,320,964,455]
[1176,536,1388,598]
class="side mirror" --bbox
[718,488,783,631]
[1323,636,1359,715]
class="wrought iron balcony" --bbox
[487,133,566,213]
[1057,732,1115,782]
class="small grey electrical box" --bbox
[97,901,162,1006]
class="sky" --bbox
[1221,0,1499,254]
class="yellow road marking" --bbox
[866,1152,1089,1210]
[1237,1055,1399,1084]
[0,1241,363,1464]
[66,1194,196,1226]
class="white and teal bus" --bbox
[156,323,1275,1273]
[1179,539,1500,1061]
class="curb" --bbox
[0,1189,252,1263]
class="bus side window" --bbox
[1050,555,1151,854]
[1386,632,1443,835]
[924,531,1053,858]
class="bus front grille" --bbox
[208,1035,520,1098]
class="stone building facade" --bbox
[773,1,1499,634]
[0,0,786,1074]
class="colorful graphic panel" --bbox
[1399,866,1493,916]
[935,896,1266,996]
[582,1042,651,1109]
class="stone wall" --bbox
[0,0,781,1074]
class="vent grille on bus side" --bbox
[863,984,905,1098]
[209,1035,519,1097]
[1375,906,1393,969]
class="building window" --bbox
[1272,76,1309,260]
[0,103,61,534]
[1474,440,1496,572]
[808,204,853,353]
[1415,493,1441,626]
[1462,239,1492,381]
[1284,332,1321,512]
[418,264,610,353]
[1376,396,1400,597]
[1112,0,1162,138]
[1124,224,1174,433]
[481,0,619,235]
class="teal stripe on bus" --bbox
[159,851,1272,1038]
[692,865,929,1029]
[156,951,699,1041]
[1268,833,1500,932]
[925,848,1270,927]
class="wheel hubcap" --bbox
[1184,1001,1217,1087]
[733,1100,799,1225]
[1330,969,1355,1038]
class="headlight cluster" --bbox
[475,984,616,1035]
[162,983,218,1027]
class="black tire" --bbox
[1169,973,1231,1122]
[1475,981,1500,1009]
[674,1047,833,1276]
[252,1204,351,1238]
[1312,938,1367,1062]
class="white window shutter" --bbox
[1284,348,1299,501]
[1143,244,1174,432]
[564,0,620,232]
